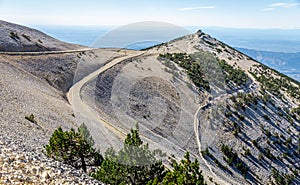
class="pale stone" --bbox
[41,170,50,179]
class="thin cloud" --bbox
[179,6,215,11]
[269,3,299,8]
[262,2,299,11]
[262,8,275,11]
[269,2,299,8]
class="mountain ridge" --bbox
[0,20,85,52]
[0,21,299,185]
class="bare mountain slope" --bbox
[0,49,127,184]
[81,30,300,184]
[0,21,126,184]
[0,21,299,185]
[148,31,300,184]
[0,20,84,52]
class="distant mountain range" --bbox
[200,27,300,53]
[236,48,300,81]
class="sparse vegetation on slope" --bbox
[218,60,249,87]
[159,50,250,93]
[292,105,300,116]
[156,46,299,184]
[221,144,248,177]
[2,21,300,185]
[9,31,20,40]
[159,52,210,91]
[250,64,300,100]
[272,168,295,185]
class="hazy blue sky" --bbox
[0,0,300,28]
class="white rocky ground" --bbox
[0,137,102,185]
[80,31,299,184]
[0,22,299,185]
[0,48,122,184]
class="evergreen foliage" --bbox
[250,64,300,100]
[45,123,102,172]
[46,124,206,184]
[221,144,248,176]
[148,152,206,185]
[159,51,250,93]
[92,124,166,185]
[218,60,249,86]
[159,52,210,91]
[92,124,206,184]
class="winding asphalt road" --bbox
[66,50,192,157]
[194,102,230,185]
[66,48,249,184]
[194,79,257,185]
[67,50,143,141]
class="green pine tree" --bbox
[45,123,102,172]
[92,123,166,184]
[148,152,206,185]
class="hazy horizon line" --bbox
[30,24,300,31]
[0,19,293,31]
[3,19,299,30]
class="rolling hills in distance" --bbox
[0,20,299,184]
